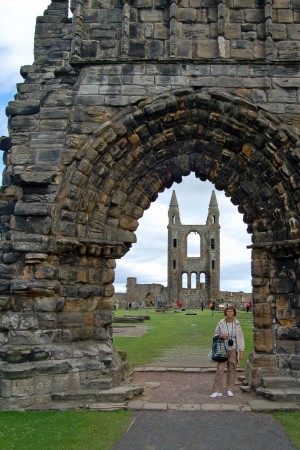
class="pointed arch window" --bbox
[191,272,197,289]
[182,273,188,288]
[200,272,206,289]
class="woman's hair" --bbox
[224,306,236,316]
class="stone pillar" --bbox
[0,241,128,408]
[247,242,300,388]
[264,0,277,61]
[169,0,178,58]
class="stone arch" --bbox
[53,89,299,249]
[51,89,300,389]
[1,89,300,407]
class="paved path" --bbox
[113,410,297,450]
[112,325,299,450]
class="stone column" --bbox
[169,0,178,58]
[264,0,277,61]
[217,0,227,59]
[121,2,130,58]
[247,247,276,387]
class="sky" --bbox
[0,1,252,294]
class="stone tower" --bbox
[167,190,220,307]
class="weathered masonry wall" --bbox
[0,0,300,408]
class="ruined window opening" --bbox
[182,272,188,288]
[172,215,176,224]
[173,260,176,269]
[212,260,215,270]
[191,272,197,289]
[211,238,215,250]
[200,272,206,289]
[187,232,200,257]
[173,238,177,248]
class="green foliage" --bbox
[273,412,300,449]
[113,308,254,368]
[0,410,131,450]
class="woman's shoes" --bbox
[210,391,234,398]
[210,392,222,398]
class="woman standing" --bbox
[210,306,245,398]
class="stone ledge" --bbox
[52,384,144,403]
[0,361,69,379]
[248,399,300,412]
[127,400,300,412]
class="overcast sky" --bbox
[0,1,252,294]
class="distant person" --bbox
[209,301,215,317]
[210,306,245,399]
[246,302,250,313]
[128,302,132,309]
[200,301,204,311]
[177,300,183,310]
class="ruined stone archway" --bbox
[1,87,300,407]
[56,88,300,396]
[1,0,300,408]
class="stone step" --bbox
[81,377,114,390]
[256,387,300,402]
[52,385,144,403]
[260,376,300,389]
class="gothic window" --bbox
[212,260,215,269]
[182,272,188,288]
[211,238,215,250]
[211,215,216,224]
[187,232,201,257]
[200,272,206,289]
[173,260,176,269]
[191,272,197,289]
[172,215,176,224]
[173,238,177,248]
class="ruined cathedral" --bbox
[168,189,220,306]
[115,189,221,308]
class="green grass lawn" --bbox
[0,409,132,450]
[113,308,254,368]
[0,308,299,449]
[273,412,300,449]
